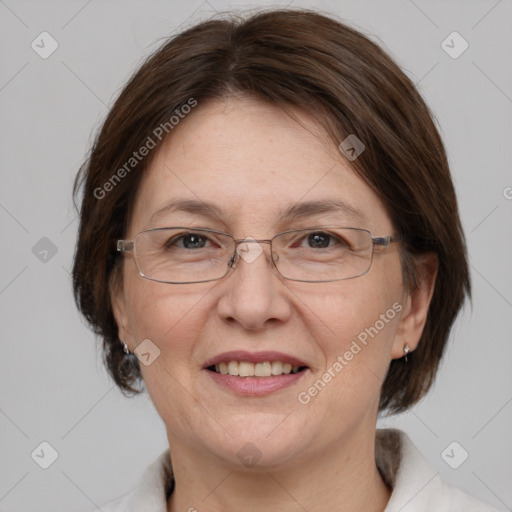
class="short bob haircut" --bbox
[72,9,470,414]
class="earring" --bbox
[403,344,411,362]
[122,341,130,355]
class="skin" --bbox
[112,96,437,512]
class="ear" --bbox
[391,253,438,359]
[110,270,133,351]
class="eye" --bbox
[165,232,211,249]
[305,232,334,249]
[295,231,348,249]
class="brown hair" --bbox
[72,8,470,413]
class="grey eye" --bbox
[165,233,209,249]
[306,232,333,248]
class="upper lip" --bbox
[203,351,309,369]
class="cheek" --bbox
[123,271,216,371]
[296,284,402,429]
[301,265,403,389]
[122,277,219,424]
[308,280,401,350]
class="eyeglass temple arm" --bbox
[372,235,398,248]
[117,240,134,252]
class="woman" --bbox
[72,9,500,511]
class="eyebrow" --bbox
[277,199,367,225]
[149,198,367,226]
[150,199,223,224]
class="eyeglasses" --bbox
[117,226,398,284]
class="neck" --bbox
[166,428,391,512]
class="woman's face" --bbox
[113,97,413,469]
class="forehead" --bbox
[129,97,392,235]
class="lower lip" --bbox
[206,369,307,396]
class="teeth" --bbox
[212,361,303,377]
[239,361,255,377]
[255,362,271,377]
[228,361,239,376]
[271,361,283,375]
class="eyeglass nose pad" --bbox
[227,243,275,272]
[227,252,239,269]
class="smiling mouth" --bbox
[207,361,308,377]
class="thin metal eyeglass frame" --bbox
[116,226,399,284]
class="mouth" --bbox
[203,351,309,396]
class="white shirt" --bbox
[98,429,501,511]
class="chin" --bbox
[197,415,312,470]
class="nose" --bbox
[216,240,292,330]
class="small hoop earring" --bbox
[403,344,411,362]
[122,342,130,355]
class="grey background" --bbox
[0,0,511,510]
